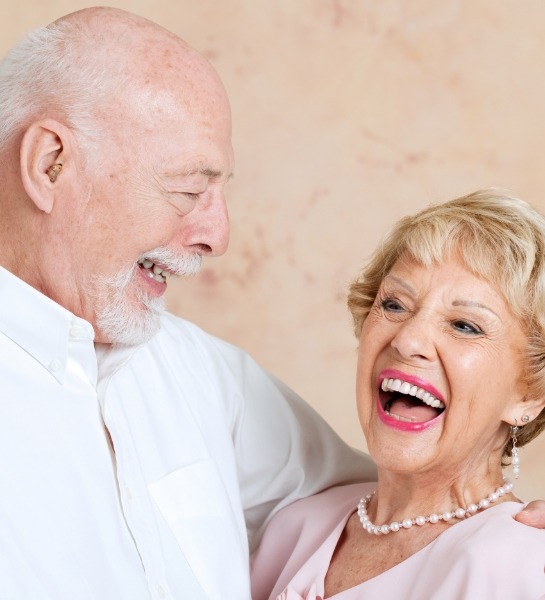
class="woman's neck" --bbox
[369,465,519,526]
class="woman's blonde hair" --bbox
[347,189,545,457]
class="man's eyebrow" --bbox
[167,167,234,180]
[199,167,222,178]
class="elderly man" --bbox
[0,7,542,600]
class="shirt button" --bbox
[125,486,134,501]
[49,359,63,372]
[69,324,85,338]
[70,323,94,339]
[157,585,167,599]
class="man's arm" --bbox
[208,335,376,551]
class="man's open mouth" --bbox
[379,377,445,424]
[137,258,169,283]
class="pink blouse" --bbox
[251,483,545,599]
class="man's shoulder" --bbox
[126,312,252,386]
[156,312,239,354]
[157,311,212,341]
[149,312,261,377]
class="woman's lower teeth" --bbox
[385,409,417,423]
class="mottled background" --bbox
[4,0,544,499]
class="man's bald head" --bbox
[0,6,227,158]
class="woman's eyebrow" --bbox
[452,299,501,320]
[383,274,416,295]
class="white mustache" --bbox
[140,248,202,277]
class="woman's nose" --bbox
[390,313,436,362]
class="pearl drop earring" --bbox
[510,424,520,479]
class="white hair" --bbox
[0,19,130,160]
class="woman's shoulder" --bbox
[250,482,375,600]
[411,502,545,599]
[440,501,545,550]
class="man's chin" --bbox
[102,318,161,347]
[96,304,164,347]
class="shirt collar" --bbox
[0,266,95,383]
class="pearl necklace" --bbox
[357,479,513,535]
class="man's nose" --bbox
[184,189,230,257]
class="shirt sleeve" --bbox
[205,334,376,551]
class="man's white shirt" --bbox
[0,266,373,599]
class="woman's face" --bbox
[356,253,528,479]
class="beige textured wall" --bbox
[3,1,544,500]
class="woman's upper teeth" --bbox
[381,377,445,409]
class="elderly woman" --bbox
[251,190,545,599]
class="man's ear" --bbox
[20,119,73,214]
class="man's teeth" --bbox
[137,259,169,283]
[380,378,445,410]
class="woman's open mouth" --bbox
[379,375,445,426]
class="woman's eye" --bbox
[451,320,482,335]
[380,298,404,312]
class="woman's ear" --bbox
[505,392,545,426]
[20,119,72,214]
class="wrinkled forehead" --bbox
[389,244,527,320]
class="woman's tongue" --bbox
[387,396,438,423]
